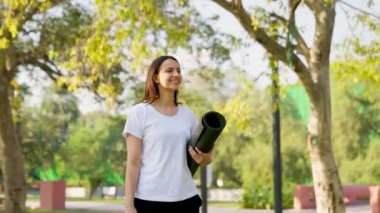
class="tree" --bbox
[0,0,230,211]
[59,112,125,198]
[21,87,79,179]
[214,80,311,208]
[0,2,92,211]
[209,0,344,212]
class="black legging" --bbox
[134,195,202,213]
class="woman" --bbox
[123,55,214,213]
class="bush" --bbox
[241,183,294,209]
[241,184,272,209]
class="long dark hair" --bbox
[142,55,180,105]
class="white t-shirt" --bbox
[122,102,199,201]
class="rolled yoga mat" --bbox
[187,111,226,176]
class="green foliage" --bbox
[240,182,294,209]
[332,58,380,103]
[211,80,262,187]
[215,67,379,209]
[1,0,60,48]
[330,59,380,184]
[180,89,213,118]
[212,78,311,208]
[186,66,228,103]
[57,111,126,196]
[57,0,233,106]
[337,140,380,184]
[241,183,272,209]
[337,12,380,102]
[22,87,79,179]
[1,0,234,109]
[10,80,31,123]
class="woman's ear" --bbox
[153,74,159,83]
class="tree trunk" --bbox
[0,68,27,213]
[209,0,344,212]
[307,66,344,213]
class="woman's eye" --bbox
[165,69,181,74]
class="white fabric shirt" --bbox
[122,102,199,201]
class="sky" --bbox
[18,0,380,113]
[189,0,380,86]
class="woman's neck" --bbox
[151,93,178,116]
[153,94,175,107]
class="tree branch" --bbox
[308,2,336,68]
[269,12,310,61]
[15,52,63,81]
[339,0,380,20]
[305,0,338,14]
[34,60,62,81]
[304,0,318,14]
[211,0,317,94]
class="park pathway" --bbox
[26,200,370,213]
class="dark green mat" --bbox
[187,111,226,176]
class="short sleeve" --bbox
[122,105,143,139]
[190,110,200,135]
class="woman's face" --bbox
[154,59,182,91]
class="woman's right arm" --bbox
[124,134,142,213]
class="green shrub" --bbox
[241,183,294,209]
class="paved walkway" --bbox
[26,200,371,213]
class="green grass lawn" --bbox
[209,201,240,208]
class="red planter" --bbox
[39,180,65,210]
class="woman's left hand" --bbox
[188,145,215,166]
